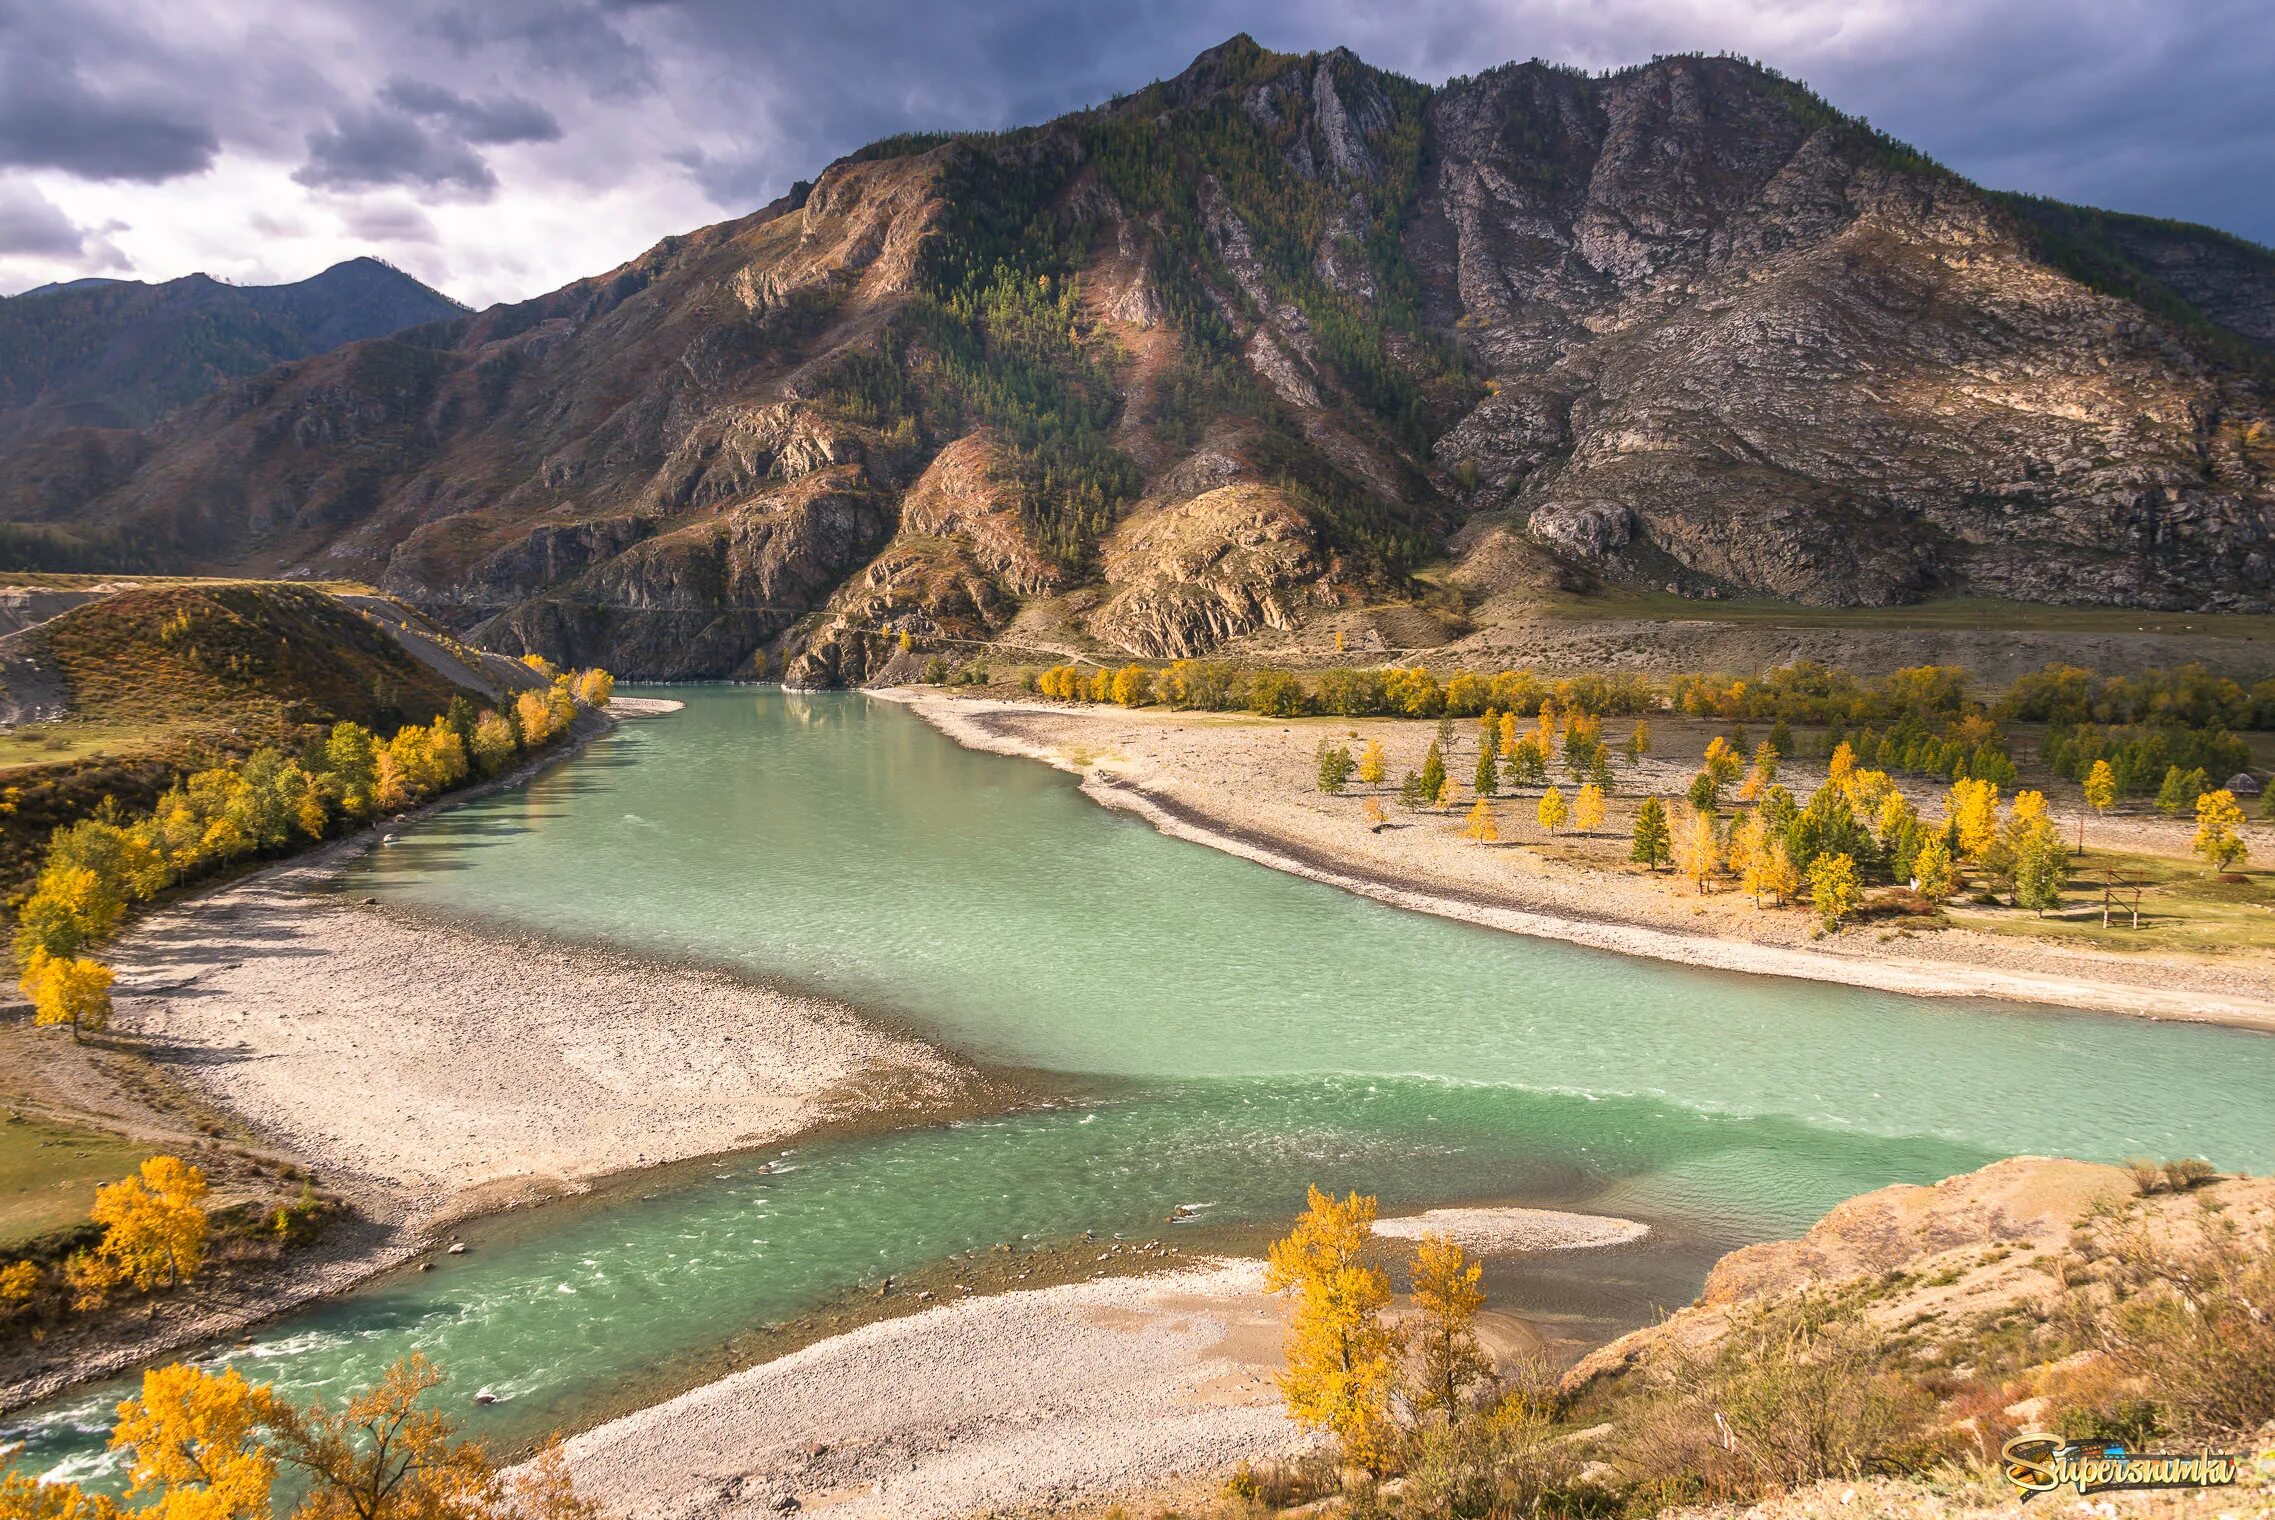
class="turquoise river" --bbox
[13,686,2275,1481]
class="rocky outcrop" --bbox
[1090,486,1337,657]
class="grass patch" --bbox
[0,1112,145,1250]
[1945,847,2275,955]
[0,719,175,774]
[1507,589,2275,641]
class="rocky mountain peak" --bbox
[0,42,2268,672]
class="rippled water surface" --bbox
[15,687,2274,1479]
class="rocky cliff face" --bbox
[1,39,2269,678]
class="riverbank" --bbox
[3,698,970,1412]
[883,691,2275,1029]
[550,1201,1606,1518]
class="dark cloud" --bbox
[295,105,500,195]
[428,0,657,99]
[0,31,216,182]
[378,78,562,145]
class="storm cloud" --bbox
[1,0,2268,306]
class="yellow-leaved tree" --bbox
[1358,739,1386,789]
[1266,1187,1399,1471]
[109,1361,281,1519]
[1946,778,2001,861]
[1672,805,1720,894]
[2194,789,2248,872]
[0,1355,602,1520]
[1461,798,1498,845]
[1809,851,1862,928]
[20,948,113,1042]
[571,667,615,707]
[2080,758,2116,854]
[77,1155,210,1304]
[1572,783,1605,835]
[1536,786,1567,836]
[1408,1233,1491,1424]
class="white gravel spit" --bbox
[550,1260,1313,1519]
[112,864,961,1206]
[605,696,686,718]
[1374,1206,1650,1255]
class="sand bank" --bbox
[882,691,2275,1030]
[555,1260,1308,1519]
[1376,1206,1650,1254]
[113,879,963,1212]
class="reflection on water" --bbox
[12,687,2273,1480]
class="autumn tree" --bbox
[1358,739,1387,789]
[0,1259,37,1311]
[1111,665,1155,707]
[109,1361,280,1519]
[1572,782,1606,835]
[470,710,518,776]
[1913,835,1958,902]
[516,688,566,747]
[1946,778,2001,861]
[1536,786,1568,836]
[570,667,615,707]
[20,948,113,1042]
[1630,797,1671,871]
[2193,789,2248,872]
[1462,798,1498,845]
[81,1155,210,1301]
[1736,743,1780,803]
[1266,1188,1399,1470]
[1672,805,1720,893]
[1808,852,1861,928]
[1745,835,1801,908]
[1623,720,1651,765]
[2079,759,2116,854]
[1503,738,1546,787]
[4,1356,602,1520]
[1408,1234,1490,1424]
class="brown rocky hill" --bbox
[1,38,2270,680]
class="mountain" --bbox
[0,257,464,446]
[1,38,2270,680]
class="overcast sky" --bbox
[2,0,2267,306]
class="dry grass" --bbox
[0,1110,146,1249]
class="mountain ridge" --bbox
[1,37,2269,678]
[0,257,465,447]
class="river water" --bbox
[13,687,2274,1479]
